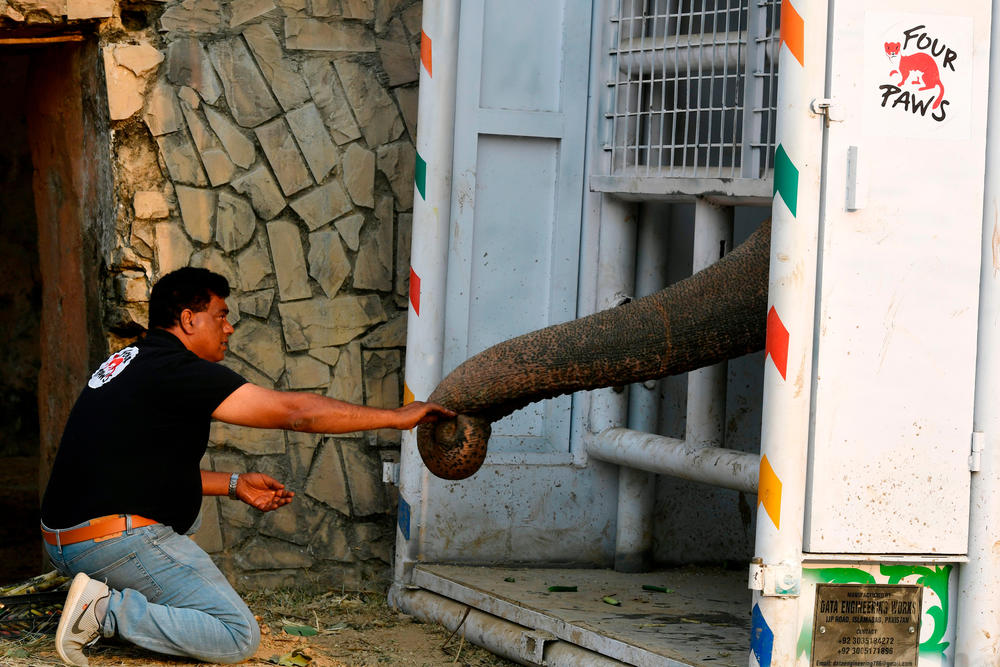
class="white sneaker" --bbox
[55,572,109,667]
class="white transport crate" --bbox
[398,1,999,665]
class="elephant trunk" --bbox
[418,218,771,480]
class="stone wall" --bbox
[3,0,420,590]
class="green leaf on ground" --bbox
[546,585,577,592]
[642,585,674,593]
[283,624,319,636]
[602,596,621,606]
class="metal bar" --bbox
[585,427,759,494]
[751,0,829,661]
[617,202,672,573]
[694,0,707,173]
[766,0,780,169]
[718,1,732,177]
[590,135,637,572]
[626,202,671,431]
[641,3,655,174]
[740,0,764,178]
[731,0,746,176]
[655,0,667,169]
[682,1,693,175]
[614,466,656,572]
[705,3,717,176]
[956,0,1000,660]
[588,196,636,433]
[631,0,641,171]
[686,199,733,447]
[395,0,461,585]
[668,0,681,170]
[605,0,621,170]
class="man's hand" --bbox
[392,401,456,430]
[236,473,294,512]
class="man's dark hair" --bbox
[148,267,231,330]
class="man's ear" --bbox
[178,308,197,333]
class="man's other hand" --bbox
[236,473,294,512]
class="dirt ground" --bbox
[0,457,515,666]
[0,587,516,667]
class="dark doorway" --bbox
[0,35,111,584]
[0,50,46,582]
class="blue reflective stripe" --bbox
[751,603,774,667]
[397,496,411,541]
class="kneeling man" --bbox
[41,267,453,666]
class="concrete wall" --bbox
[2,0,421,590]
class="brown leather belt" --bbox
[41,514,159,546]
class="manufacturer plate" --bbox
[811,583,922,667]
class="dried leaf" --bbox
[320,621,348,634]
[268,648,312,666]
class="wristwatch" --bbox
[228,472,240,499]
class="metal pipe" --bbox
[616,32,775,77]
[627,202,671,431]
[396,0,460,584]
[586,427,759,494]
[588,194,638,575]
[956,0,1000,661]
[590,197,639,574]
[616,202,671,573]
[750,0,829,662]
[588,199,637,434]
[686,200,733,448]
[389,586,629,667]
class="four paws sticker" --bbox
[878,25,957,122]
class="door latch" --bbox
[810,98,844,127]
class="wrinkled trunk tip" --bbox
[416,414,492,480]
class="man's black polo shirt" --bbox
[41,329,247,534]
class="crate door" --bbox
[411,0,612,565]
[443,0,591,458]
[804,1,991,554]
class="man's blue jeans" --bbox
[43,519,259,664]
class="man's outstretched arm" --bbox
[211,383,455,433]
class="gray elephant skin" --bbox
[417,218,772,480]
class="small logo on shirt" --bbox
[88,347,139,388]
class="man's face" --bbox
[186,294,235,362]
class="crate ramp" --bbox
[392,565,749,667]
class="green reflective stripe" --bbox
[773,144,798,217]
[415,151,427,200]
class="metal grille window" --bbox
[605,0,780,181]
